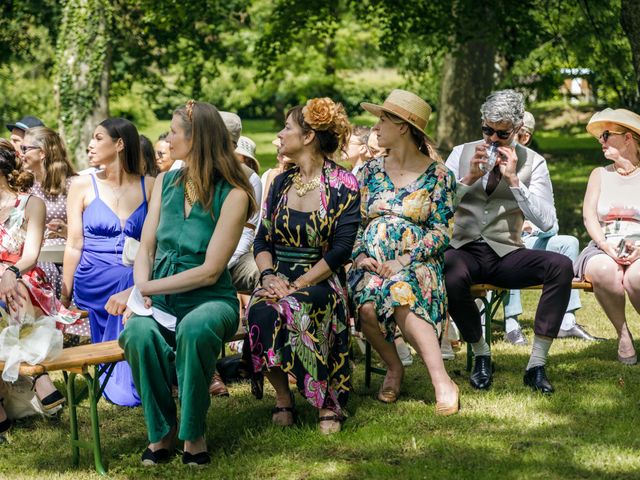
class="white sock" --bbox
[505,316,521,334]
[526,335,553,369]
[560,311,577,331]
[471,338,491,357]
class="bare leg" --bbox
[394,306,457,405]
[184,436,207,455]
[264,367,293,425]
[585,255,634,358]
[148,425,177,452]
[624,261,640,314]
[358,302,404,393]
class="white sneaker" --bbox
[396,341,413,366]
[441,337,456,361]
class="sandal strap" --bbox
[271,405,295,414]
[318,414,345,423]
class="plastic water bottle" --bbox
[480,142,499,173]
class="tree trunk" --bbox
[55,0,111,169]
[620,0,640,109]
[436,40,496,155]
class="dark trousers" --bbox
[444,242,573,343]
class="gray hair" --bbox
[480,89,525,127]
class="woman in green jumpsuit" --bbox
[118,100,256,466]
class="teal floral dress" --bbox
[247,160,360,415]
[349,156,456,341]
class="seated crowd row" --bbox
[0,88,639,466]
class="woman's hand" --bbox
[617,241,640,266]
[0,270,26,310]
[599,241,626,263]
[259,274,290,299]
[356,256,380,273]
[378,259,403,278]
[105,289,131,316]
[46,219,68,240]
[122,307,134,325]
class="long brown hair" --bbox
[173,101,256,219]
[25,127,76,195]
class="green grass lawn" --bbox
[2,293,639,479]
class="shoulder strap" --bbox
[140,176,147,203]
[90,174,99,198]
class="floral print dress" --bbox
[349,156,456,341]
[247,160,360,415]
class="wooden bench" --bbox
[0,340,125,475]
[362,280,594,386]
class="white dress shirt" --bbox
[228,171,262,268]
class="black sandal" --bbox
[32,373,65,410]
[0,417,11,435]
[318,413,345,435]
[271,392,296,426]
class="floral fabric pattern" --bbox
[349,156,456,341]
[247,159,360,415]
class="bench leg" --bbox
[67,372,80,467]
[466,291,509,371]
[84,368,107,475]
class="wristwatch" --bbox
[6,265,21,279]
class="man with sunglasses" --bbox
[6,115,44,157]
[444,90,574,394]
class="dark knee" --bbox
[359,303,378,326]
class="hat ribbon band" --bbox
[382,102,427,130]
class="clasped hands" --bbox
[355,255,404,278]
[0,270,27,311]
[256,274,305,299]
[601,240,640,266]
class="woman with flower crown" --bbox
[118,101,256,466]
[246,98,360,434]
[348,90,459,415]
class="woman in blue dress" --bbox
[62,118,155,406]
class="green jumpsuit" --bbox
[119,170,239,443]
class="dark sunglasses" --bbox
[20,144,40,154]
[599,130,625,142]
[481,125,515,140]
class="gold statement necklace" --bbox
[292,172,321,197]
[184,178,198,206]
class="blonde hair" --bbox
[173,101,256,219]
[25,127,76,195]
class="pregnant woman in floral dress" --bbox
[349,89,459,415]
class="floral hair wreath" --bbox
[185,99,196,121]
[302,97,351,148]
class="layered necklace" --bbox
[292,171,321,197]
[184,177,198,206]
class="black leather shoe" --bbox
[141,447,172,466]
[0,417,11,435]
[505,328,528,346]
[523,365,554,394]
[470,355,493,390]
[557,324,604,341]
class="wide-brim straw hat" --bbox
[586,108,640,138]
[361,89,434,142]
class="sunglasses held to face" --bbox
[481,125,516,140]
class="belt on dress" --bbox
[274,244,322,264]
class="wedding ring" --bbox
[269,283,274,288]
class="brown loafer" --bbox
[208,372,229,397]
[377,386,399,404]
[435,382,460,416]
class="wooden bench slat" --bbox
[0,340,124,376]
[471,280,593,295]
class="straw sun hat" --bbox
[361,89,434,142]
[586,108,640,138]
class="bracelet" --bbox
[291,279,309,290]
[260,268,275,284]
[6,265,21,279]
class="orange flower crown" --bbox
[302,97,351,148]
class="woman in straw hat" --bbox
[245,97,360,434]
[348,89,459,414]
[575,108,640,365]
